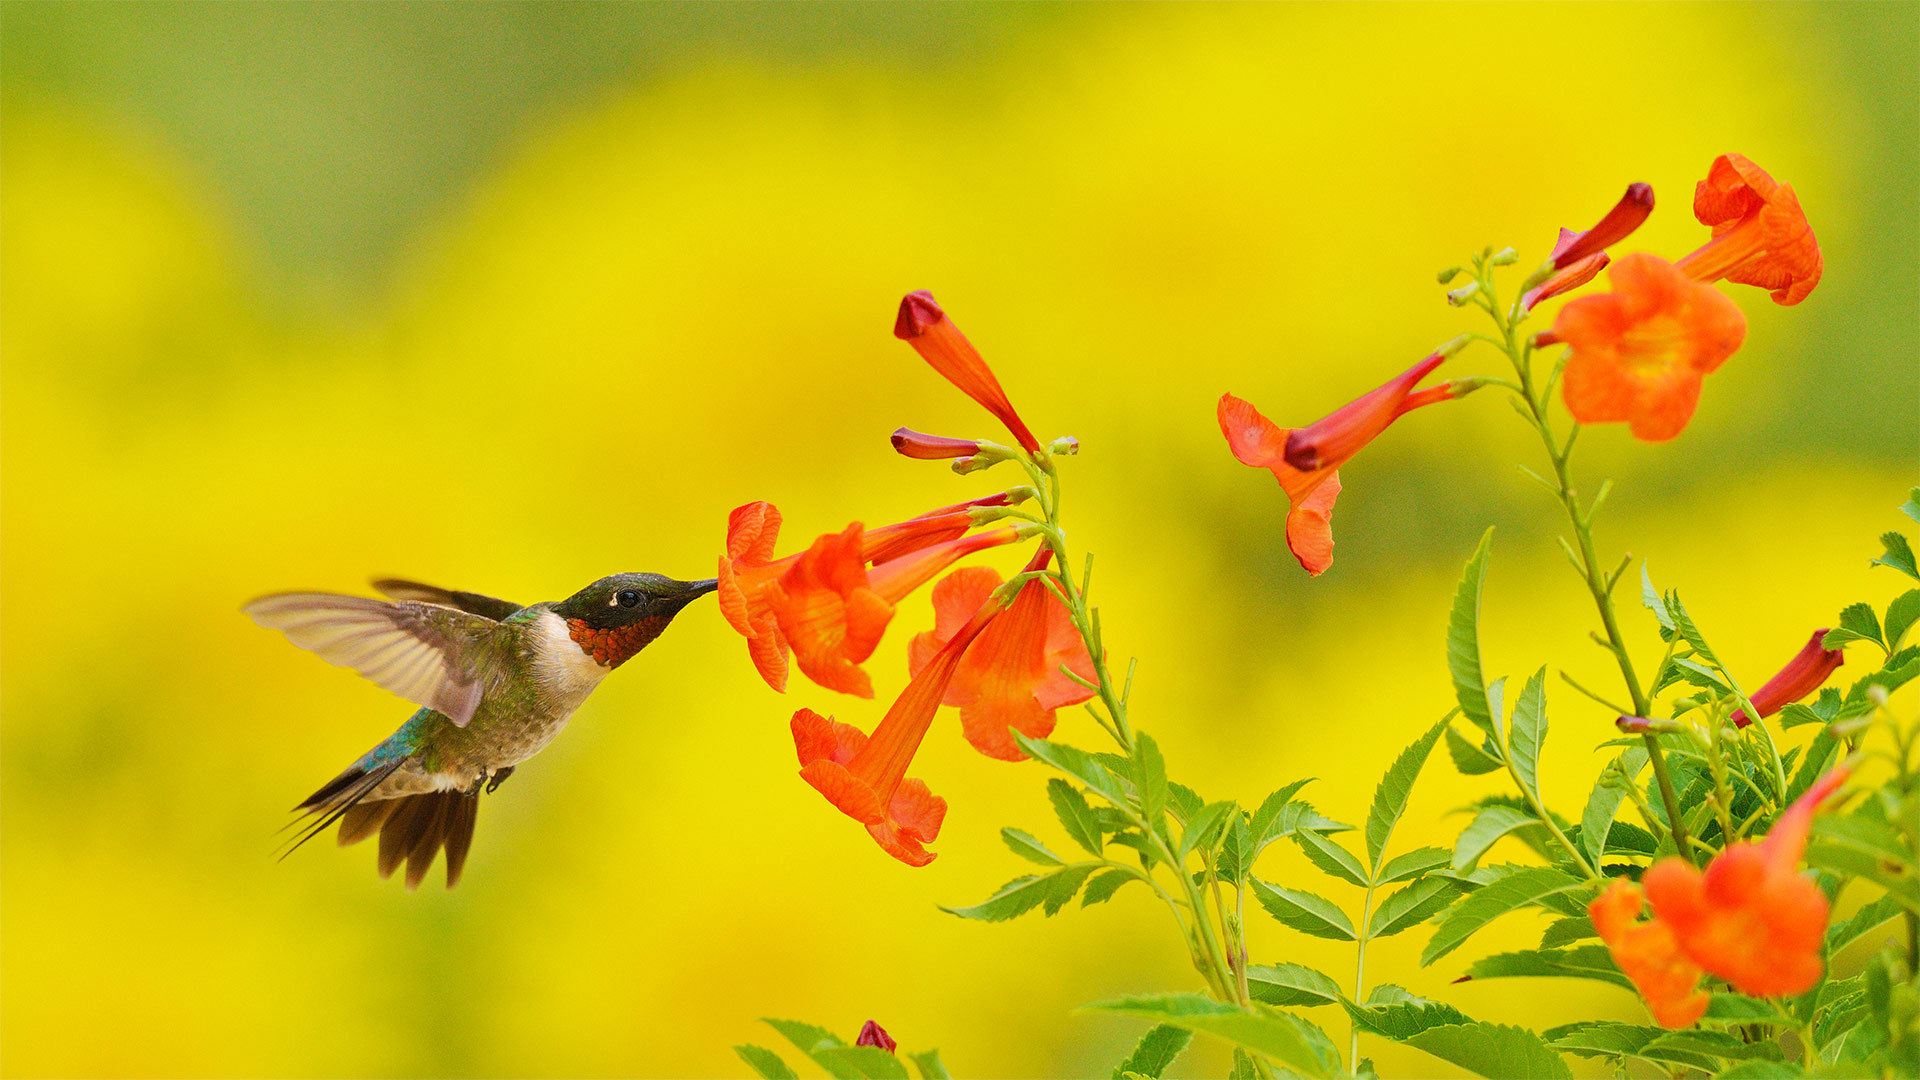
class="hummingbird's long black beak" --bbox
[670,578,719,607]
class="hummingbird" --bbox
[246,572,717,889]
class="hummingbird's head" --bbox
[549,573,718,669]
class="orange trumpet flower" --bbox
[718,498,1022,695]
[1589,880,1710,1029]
[894,291,1042,453]
[1520,182,1655,314]
[1218,347,1464,576]
[1554,253,1747,441]
[1642,766,1852,998]
[1732,628,1845,728]
[793,552,1048,866]
[908,565,1096,760]
[1678,154,1822,306]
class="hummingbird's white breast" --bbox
[528,610,611,716]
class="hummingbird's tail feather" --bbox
[279,757,409,860]
[369,789,481,890]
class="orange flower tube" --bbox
[1218,347,1463,576]
[1642,766,1852,997]
[1554,253,1747,441]
[894,290,1042,453]
[1731,628,1845,728]
[908,565,1096,760]
[1519,183,1655,314]
[1678,154,1822,306]
[792,550,1051,865]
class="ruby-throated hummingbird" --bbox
[247,572,716,888]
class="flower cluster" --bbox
[721,291,1095,865]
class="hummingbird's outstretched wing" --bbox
[244,593,501,727]
[372,579,523,620]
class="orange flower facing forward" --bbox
[1590,880,1710,1029]
[1218,347,1463,576]
[1642,766,1852,998]
[718,499,1022,695]
[894,291,1042,453]
[907,565,1096,760]
[1679,154,1822,306]
[1555,253,1748,441]
[1520,182,1656,314]
[792,555,1042,866]
[1732,628,1845,728]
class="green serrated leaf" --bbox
[1506,671,1549,812]
[1366,713,1453,871]
[1110,1024,1191,1080]
[1446,724,1504,774]
[1902,487,1920,525]
[1452,805,1540,872]
[1134,733,1169,833]
[1377,846,1451,884]
[1293,828,1369,887]
[1875,531,1920,580]
[1462,947,1632,990]
[1369,877,1464,939]
[1082,869,1136,908]
[1712,1063,1807,1079]
[1539,915,1596,948]
[1664,590,1724,671]
[1343,998,1473,1038]
[1080,994,1337,1079]
[735,1045,800,1080]
[1545,1020,1661,1060]
[942,865,1096,923]
[1001,827,1064,866]
[1422,867,1586,965]
[1642,565,1675,631]
[763,1019,846,1056]
[1247,962,1343,1007]
[1402,1022,1573,1079]
[813,1045,911,1080]
[908,1049,952,1080]
[1047,778,1104,857]
[1885,589,1920,651]
[1016,735,1130,806]
[1826,894,1905,956]
[1579,745,1648,869]
[1704,994,1794,1024]
[1252,879,1357,940]
[1449,529,1499,735]
[1837,602,1887,650]
[1646,1029,1786,1062]
[1181,801,1238,859]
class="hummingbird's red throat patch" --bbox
[566,617,668,669]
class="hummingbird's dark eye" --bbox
[616,590,641,608]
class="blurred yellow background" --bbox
[3,3,1915,1077]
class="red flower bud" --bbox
[894,291,1042,453]
[1732,629,1844,727]
[890,427,982,460]
[856,1021,897,1053]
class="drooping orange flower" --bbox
[907,565,1096,760]
[1732,628,1845,728]
[793,557,1039,865]
[1520,183,1656,313]
[1642,766,1852,998]
[717,498,1021,695]
[1678,154,1822,306]
[1589,880,1710,1029]
[1218,348,1462,576]
[1554,253,1747,441]
[894,290,1042,453]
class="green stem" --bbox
[1475,262,1696,865]
[1351,882,1377,1068]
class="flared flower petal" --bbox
[1218,350,1456,576]
[908,566,1095,760]
[894,290,1042,452]
[1680,154,1822,306]
[1555,254,1747,441]
[1732,628,1845,727]
[1590,880,1710,1029]
[1642,766,1851,998]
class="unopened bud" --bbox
[1437,266,1463,284]
[951,454,996,475]
[1436,333,1473,359]
[1489,247,1519,266]
[1529,330,1564,349]
[1446,280,1482,307]
[1001,485,1038,505]
[1438,375,1495,399]
[1615,715,1684,734]
[1048,436,1080,456]
[891,427,982,460]
[856,1021,897,1054]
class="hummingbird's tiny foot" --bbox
[484,766,515,794]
